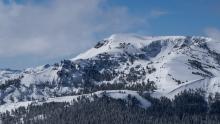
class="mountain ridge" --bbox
[1,34,220,105]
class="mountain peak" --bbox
[72,34,211,61]
[1,34,220,106]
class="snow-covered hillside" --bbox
[0,90,151,113]
[73,34,220,98]
[1,33,220,106]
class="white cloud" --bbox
[0,0,148,59]
[204,27,220,41]
[150,9,168,18]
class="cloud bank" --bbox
[0,0,148,59]
[205,27,220,41]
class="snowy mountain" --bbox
[1,34,220,106]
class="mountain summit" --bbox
[1,34,220,105]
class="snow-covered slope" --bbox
[73,34,220,97]
[0,69,21,84]
[1,34,220,105]
[0,90,151,113]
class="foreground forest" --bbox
[1,90,220,124]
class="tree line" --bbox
[1,89,220,124]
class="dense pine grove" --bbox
[80,81,157,94]
[1,90,220,124]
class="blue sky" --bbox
[0,0,220,69]
[109,0,220,35]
